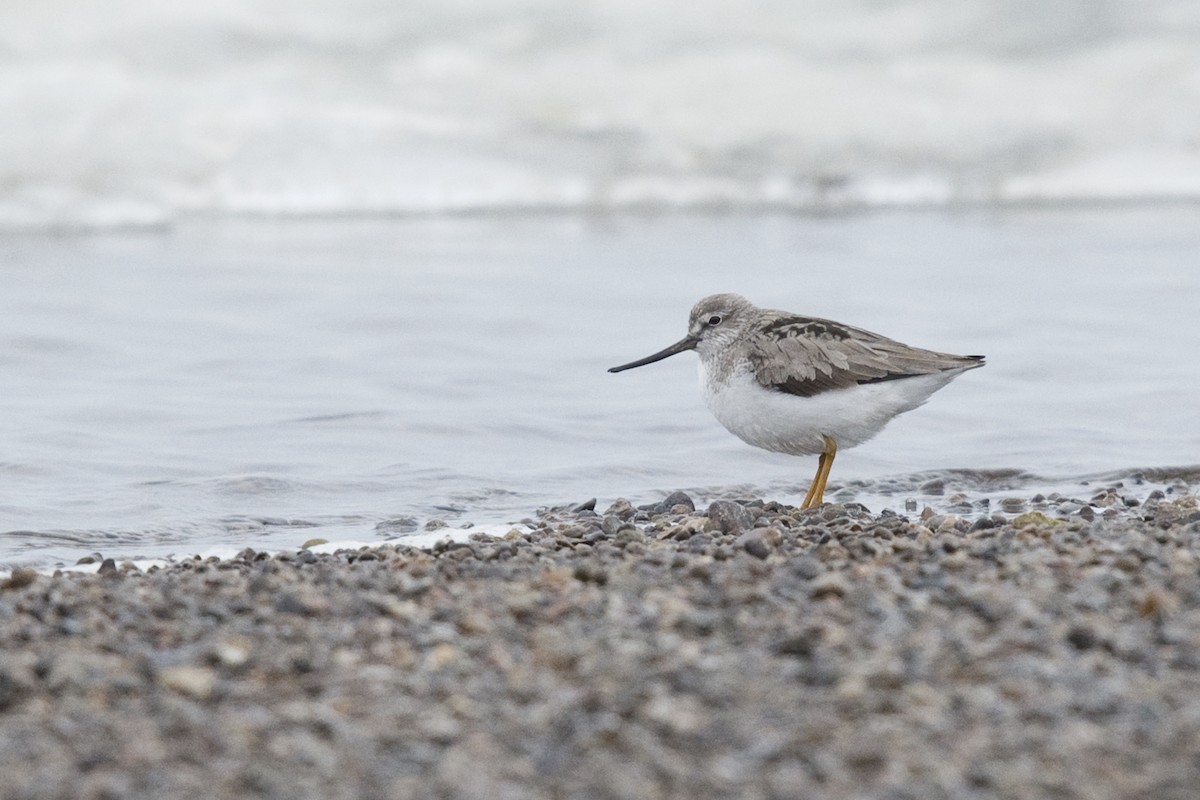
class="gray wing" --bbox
[747,314,984,398]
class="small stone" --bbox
[275,592,330,616]
[375,517,419,533]
[707,501,753,535]
[424,519,448,531]
[97,558,118,576]
[570,498,597,513]
[1013,511,1058,529]
[663,490,695,511]
[935,532,961,552]
[157,666,216,700]
[1066,625,1097,650]
[615,526,646,544]
[809,572,850,599]
[999,497,1027,513]
[790,557,822,580]
[772,633,816,657]
[1138,590,1173,617]
[0,568,38,591]
[603,498,636,520]
[737,527,783,559]
[456,610,492,635]
[300,538,328,550]
[428,643,460,669]
[936,515,963,533]
[573,563,608,584]
[638,491,696,515]
[212,638,252,668]
[1113,554,1141,572]
[368,596,418,621]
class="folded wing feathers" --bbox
[748,315,979,398]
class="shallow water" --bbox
[1,208,1198,568]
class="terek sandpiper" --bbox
[609,293,984,509]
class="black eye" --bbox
[707,315,722,326]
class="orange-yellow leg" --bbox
[801,436,838,509]
[800,453,825,509]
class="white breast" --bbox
[698,360,968,456]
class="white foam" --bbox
[3,1,1199,228]
[1004,150,1200,201]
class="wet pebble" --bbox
[638,490,695,515]
[375,516,419,533]
[999,497,1026,513]
[736,526,783,559]
[0,568,38,591]
[706,500,753,535]
[156,666,217,700]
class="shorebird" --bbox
[609,293,984,509]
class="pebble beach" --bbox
[6,3,1200,798]
[2,481,1199,800]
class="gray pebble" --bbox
[638,490,696,515]
[736,527,783,559]
[706,500,753,534]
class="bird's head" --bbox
[608,293,754,373]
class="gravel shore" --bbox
[2,483,1199,800]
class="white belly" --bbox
[699,361,968,456]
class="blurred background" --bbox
[2,1,1199,568]
[3,0,1199,228]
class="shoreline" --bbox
[2,486,1199,799]
[8,464,1199,577]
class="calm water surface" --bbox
[2,209,1198,568]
